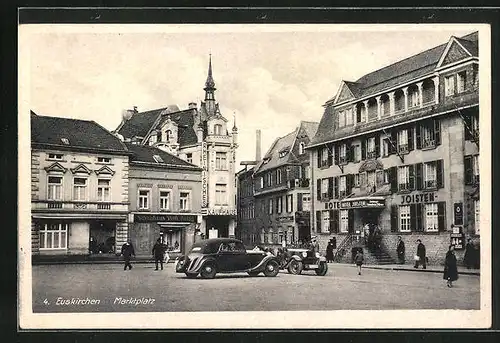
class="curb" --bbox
[361,265,480,276]
[32,260,176,266]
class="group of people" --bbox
[120,238,179,271]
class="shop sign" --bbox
[453,202,464,226]
[203,208,237,216]
[450,231,465,250]
[325,199,385,209]
[277,216,294,222]
[400,192,436,205]
[134,213,197,223]
[201,142,208,208]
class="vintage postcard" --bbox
[18,22,491,329]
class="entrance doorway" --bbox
[89,220,116,254]
[205,216,230,238]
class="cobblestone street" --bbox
[32,262,480,313]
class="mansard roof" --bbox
[126,143,201,170]
[31,111,128,154]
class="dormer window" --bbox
[263,157,270,165]
[61,138,70,145]
[48,153,63,160]
[279,149,289,158]
[153,154,164,163]
[165,130,172,142]
[214,124,223,135]
[299,142,305,155]
[97,157,111,164]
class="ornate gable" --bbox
[44,162,67,174]
[335,81,355,104]
[95,165,115,176]
[70,164,92,175]
[437,37,472,69]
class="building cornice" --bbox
[31,143,131,156]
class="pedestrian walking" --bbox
[413,239,426,269]
[396,236,405,264]
[152,238,166,271]
[463,239,475,269]
[312,237,320,253]
[121,240,135,271]
[326,241,334,263]
[354,249,364,275]
[443,245,459,287]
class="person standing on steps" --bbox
[354,249,364,275]
[152,238,166,271]
[121,240,135,271]
[443,245,458,287]
[396,236,405,265]
[463,238,475,269]
[414,239,426,269]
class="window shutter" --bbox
[464,156,473,185]
[328,145,334,166]
[436,159,444,188]
[316,179,321,200]
[331,209,339,234]
[356,109,361,123]
[297,193,303,212]
[409,164,415,190]
[333,145,339,165]
[346,174,352,195]
[328,177,334,199]
[391,205,398,232]
[329,209,335,233]
[416,203,423,232]
[408,126,414,151]
[438,202,446,231]
[416,123,422,149]
[464,115,472,141]
[434,119,441,146]
[290,196,293,213]
[334,177,339,199]
[415,163,423,190]
[348,209,354,233]
[390,130,397,155]
[316,211,322,233]
[390,167,398,193]
[361,139,366,160]
[375,134,381,157]
[317,149,321,168]
[410,204,417,232]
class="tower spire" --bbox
[204,54,216,91]
[204,54,217,115]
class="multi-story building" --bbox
[115,56,239,239]
[307,32,480,265]
[250,121,319,246]
[31,111,130,258]
[235,166,256,245]
[126,143,202,256]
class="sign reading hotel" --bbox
[400,192,436,205]
[201,142,208,208]
[325,199,384,210]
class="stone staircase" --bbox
[366,246,395,265]
[334,234,396,265]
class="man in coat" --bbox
[121,240,135,271]
[152,238,166,271]
[396,236,405,264]
[414,239,426,269]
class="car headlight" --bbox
[302,252,307,258]
[315,252,320,258]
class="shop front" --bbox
[203,208,237,238]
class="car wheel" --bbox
[315,262,328,276]
[176,259,186,272]
[263,260,279,277]
[247,271,260,277]
[185,273,198,279]
[200,263,217,279]
[288,260,303,275]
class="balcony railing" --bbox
[422,139,436,149]
[32,201,128,212]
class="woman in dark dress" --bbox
[443,245,459,288]
[326,241,334,263]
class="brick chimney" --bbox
[256,129,262,161]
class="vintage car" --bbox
[278,247,328,276]
[175,238,280,279]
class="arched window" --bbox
[214,124,222,135]
[299,142,305,155]
[165,129,172,142]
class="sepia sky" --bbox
[27,25,477,167]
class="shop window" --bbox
[159,190,171,211]
[399,205,411,232]
[39,222,68,249]
[47,176,63,200]
[475,199,480,235]
[215,152,227,170]
[445,75,455,96]
[425,203,439,232]
[339,210,349,233]
[73,177,87,201]
[179,192,190,211]
[457,71,467,93]
[97,179,111,202]
[424,162,437,189]
[138,189,150,210]
[322,210,330,233]
[215,184,227,205]
[398,129,409,153]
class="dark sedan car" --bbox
[175,238,280,279]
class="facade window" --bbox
[97,179,110,201]
[73,177,87,201]
[473,155,480,183]
[425,203,439,232]
[48,153,63,160]
[471,115,479,136]
[340,210,349,233]
[410,90,419,108]
[445,75,455,96]
[39,222,68,250]
[276,196,283,214]
[353,144,361,162]
[399,206,411,232]
[339,176,347,196]
[215,152,227,170]
[367,137,376,158]
[422,125,435,148]
[354,174,360,187]
[339,144,347,164]
[159,190,171,210]
[277,169,283,184]
[47,176,63,200]
[179,192,190,211]
[475,199,480,235]
[424,162,437,188]
[268,199,273,214]
[97,157,111,163]
[138,189,150,210]
[398,166,410,191]
[382,138,390,157]
[321,147,329,167]
[214,124,223,135]
[266,172,272,187]
[321,178,329,199]
[260,177,264,188]
[215,184,227,205]
[398,129,409,153]
[457,71,466,93]
[299,142,305,155]
[286,194,293,213]
[338,110,346,128]
[322,210,330,233]
[367,171,376,191]
[345,108,354,126]
[186,153,192,164]
[383,170,390,184]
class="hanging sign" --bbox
[454,202,464,226]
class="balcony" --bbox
[32,200,128,212]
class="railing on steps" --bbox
[334,234,354,262]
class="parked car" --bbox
[277,247,328,276]
[175,238,280,279]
